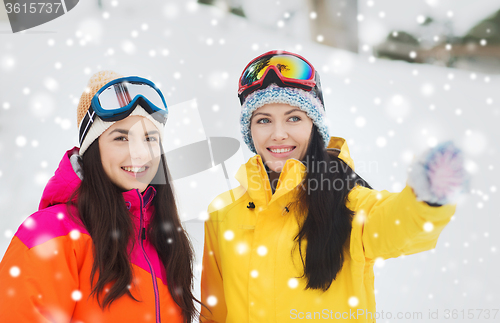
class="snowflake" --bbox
[223,230,234,241]
[71,290,82,301]
[207,295,217,306]
[9,266,20,277]
[257,246,268,256]
[15,136,27,147]
[288,278,298,289]
[348,296,359,307]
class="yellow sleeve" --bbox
[347,184,456,260]
[200,210,227,323]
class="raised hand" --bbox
[407,141,469,205]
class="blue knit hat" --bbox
[240,84,330,153]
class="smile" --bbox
[267,147,295,154]
[121,166,148,173]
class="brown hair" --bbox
[294,125,371,290]
[68,140,199,322]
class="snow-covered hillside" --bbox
[0,1,498,320]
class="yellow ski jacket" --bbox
[201,137,456,322]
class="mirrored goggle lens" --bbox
[97,82,166,111]
[241,54,313,86]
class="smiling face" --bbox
[98,115,162,192]
[250,103,313,172]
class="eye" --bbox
[146,136,159,142]
[288,116,301,122]
[114,136,127,141]
[256,118,270,124]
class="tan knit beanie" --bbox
[77,70,123,129]
[77,71,165,155]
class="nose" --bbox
[129,137,151,162]
[271,122,288,141]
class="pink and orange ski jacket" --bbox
[0,147,183,323]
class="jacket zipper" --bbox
[137,190,161,323]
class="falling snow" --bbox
[236,242,248,255]
[348,296,359,307]
[223,230,234,241]
[257,246,268,256]
[71,290,82,301]
[0,0,497,317]
[423,222,434,232]
[375,258,385,268]
[207,295,217,306]
[69,230,81,240]
[9,266,20,277]
[288,278,299,289]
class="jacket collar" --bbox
[122,186,157,216]
[235,155,306,208]
[39,147,82,211]
[326,137,355,171]
[234,136,354,208]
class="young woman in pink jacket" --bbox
[0,71,199,322]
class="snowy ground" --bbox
[0,1,498,321]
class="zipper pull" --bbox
[282,203,292,216]
[141,227,146,241]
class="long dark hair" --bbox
[67,140,198,322]
[294,126,371,291]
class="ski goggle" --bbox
[79,76,168,146]
[238,50,318,103]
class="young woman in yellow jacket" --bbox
[200,51,468,323]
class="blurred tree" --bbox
[374,30,420,62]
[420,16,434,26]
[462,9,500,45]
[197,0,358,52]
[387,31,420,45]
[306,0,358,52]
[198,0,245,17]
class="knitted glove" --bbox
[407,141,469,205]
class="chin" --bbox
[264,159,286,173]
[121,182,148,192]
[136,183,150,192]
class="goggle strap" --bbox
[79,109,95,146]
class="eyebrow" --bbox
[253,112,271,117]
[253,108,304,118]
[284,108,303,115]
[108,129,160,136]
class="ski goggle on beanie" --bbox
[77,71,168,155]
[238,50,330,154]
